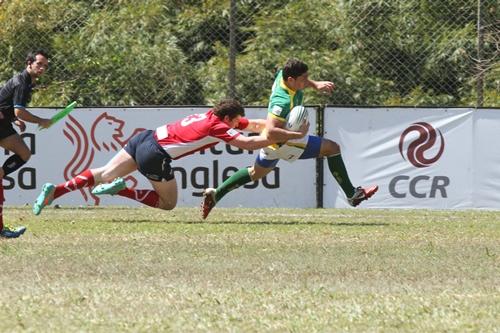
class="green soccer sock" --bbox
[327,154,355,198]
[215,167,252,202]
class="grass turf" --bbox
[1,207,499,332]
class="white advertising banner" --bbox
[7,106,498,209]
[4,107,316,208]
[472,109,500,209]
[323,107,479,209]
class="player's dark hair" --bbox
[282,58,308,80]
[25,49,50,65]
[213,99,245,120]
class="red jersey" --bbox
[154,110,249,159]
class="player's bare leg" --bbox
[317,138,340,157]
[92,149,138,184]
[93,166,177,210]
[148,178,178,210]
[0,134,32,161]
[87,149,138,195]
[248,163,273,181]
[0,134,31,179]
[0,135,32,234]
[93,177,177,210]
[34,149,137,215]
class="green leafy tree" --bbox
[0,0,202,106]
[1,0,497,107]
[199,0,393,106]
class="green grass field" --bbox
[1,207,499,332]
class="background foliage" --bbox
[0,0,498,107]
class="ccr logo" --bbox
[399,122,445,168]
[390,122,449,199]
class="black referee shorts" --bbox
[0,121,17,140]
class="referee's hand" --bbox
[14,119,26,132]
[38,118,52,129]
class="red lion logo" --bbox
[399,122,445,168]
[63,113,145,205]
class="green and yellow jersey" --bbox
[267,70,304,122]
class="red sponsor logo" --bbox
[399,122,445,168]
[63,113,145,205]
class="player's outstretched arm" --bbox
[244,119,266,133]
[305,79,335,94]
[14,107,51,128]
[227,134,274,151]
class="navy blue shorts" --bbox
[124,130,174,182]
[255,135,322,168]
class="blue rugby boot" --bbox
[33,183,55,215]
[92,177,126,195]
[0,225,27,238]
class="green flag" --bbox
[39,101,77,130]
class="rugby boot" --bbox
[0,225,26,238]
[201,188,217,220]
[33,183,55,215]
[92,177,126,195]
[348,185,379,207]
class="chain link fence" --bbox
[0,0,498,107]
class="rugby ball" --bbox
[285,105,308,131]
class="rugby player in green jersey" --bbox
[201,58,378,219]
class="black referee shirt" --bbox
[0,70,33,122]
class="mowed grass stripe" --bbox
[1,207,499,332]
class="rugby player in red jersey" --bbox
[32,99,308,214]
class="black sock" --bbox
[2,154,27,176]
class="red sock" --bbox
[54,169,95,199]
[0,182,4,231]
[116,188,159,208]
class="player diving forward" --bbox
[32,99,308,214]
[201,59,378,219]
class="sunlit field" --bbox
[1,207,499,332]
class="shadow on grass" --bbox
[207,221,389,226]
[107,219,389,226]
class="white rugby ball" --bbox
[285,105,308,131]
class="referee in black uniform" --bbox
[0,49,52,238]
